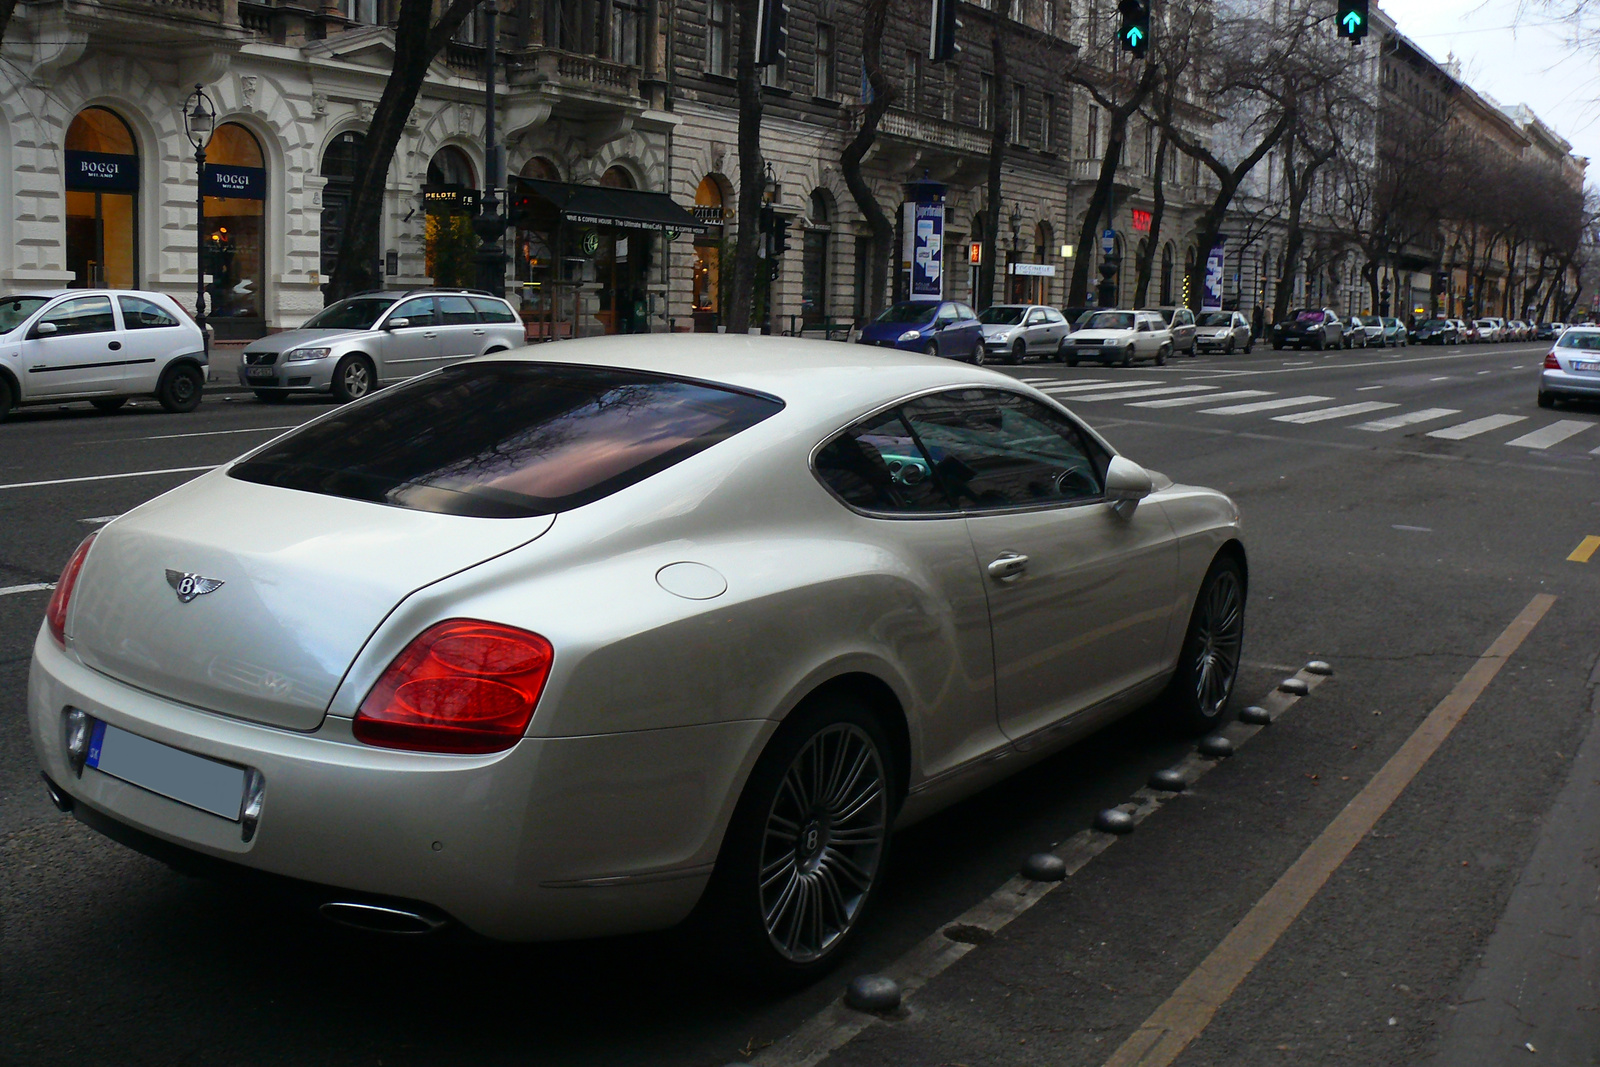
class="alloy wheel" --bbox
[1191,569,1244,716]
[343,362,371,398]
[758,723,888,963]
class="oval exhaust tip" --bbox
[319,901,449,935]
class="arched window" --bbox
[802,189,832,329]
[521,157,560,182]
[692,175,726,330]
[64,107,139,288]
[425,147,479,287]
[320,130,365,292]
[600,165,635,189]
[1160,242,1174,306]
[204,123,267,337]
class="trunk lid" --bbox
[69,471,554,731]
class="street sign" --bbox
[1101,229,1115,255]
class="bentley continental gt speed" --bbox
[30,336,1246,983]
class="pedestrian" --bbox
[1252,303,1264,341]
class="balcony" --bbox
[877,109,992,156]
[507,47,640,102]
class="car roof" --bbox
[489,335,1056,426]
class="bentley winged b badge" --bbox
[166,569,224,604]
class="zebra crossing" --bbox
[1019,377,1600,455]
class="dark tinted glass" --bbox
[875,303,933,324]
[470,297,519,323]
[437,295,477,325]
[119,296,179,329]
[230,363,784,518]
[901,389,1107,509]
[814,410,953,514]
[978,307,1026,325]
[304,297,394,330]
[389,297,438,328]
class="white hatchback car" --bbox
[1064,309,1175,366]
[0,290,207,421]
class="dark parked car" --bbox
[857,300,984,361]
[1534,322,1561,340]
[1271,308,1344,350]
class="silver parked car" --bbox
[238,289,525,403]
[1193,310,1252,354]
[977,304,1071,363]
[32,337,1245,983]
[0,290,207,421]
[1539,325,1600,407]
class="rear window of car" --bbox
[229,362,784,518]
[1557,331,1600,350]
[470,297,519,323]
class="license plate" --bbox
[244,367,275,380]
[85,718,248,820]
[1574,361,1598,373]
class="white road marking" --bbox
[1063,385,1217,402]
[1021,377,1097,384]
[1356,385,1385,391]
[1429,376,1451,381]
[138,424,299,442]
[1356,408,1461,431]
[1039,380,1162,395]
[1393,525,1433,532]
[0,466,218,491]
[1427,414,1529,440]
[1282,361,1313,366]
[1201,395,1333,415]
[0,582,55,597]
[1129,390,1272,409]
[79,515,121,525]
[1273,401,1398,424]
[1504,420,1596,450]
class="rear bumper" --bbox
[29,629,771,941]
[1541,368,1600,398]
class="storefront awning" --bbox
[511,177,709,235]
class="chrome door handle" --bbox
[472,328,486,335]
[987,553,1029,581]
[424,331,437,338]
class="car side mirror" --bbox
[384,317,408,330]
[33,321,57,337]
[1104,455,1153,513]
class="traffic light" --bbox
[756,0,789,67]
[1336,0,1369,42]
[772,214,791,257]
[929,0,962,63]
[1118,0,1149,57]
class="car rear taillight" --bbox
[1545,351,1561,369]
[45,533,97,646]
[353,620,553,753]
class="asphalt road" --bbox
[2,339,1596,1067]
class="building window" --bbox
[64,107,140,290]
[425,146,479,289]
[906,51,923,113]
[980,73,994,129]
[1160,243,1174,305]
[815,22,836,98]
[1011,83,1026,143]
[802,190,831,329]
[609,0,644,66]
[1144,121,1154,174]
[1086,105,1099,159]
[692,175,725,331]
[707,0,731,75]
[344,0,379,23]
[1041,92,1055,151]
[203,123,267,338]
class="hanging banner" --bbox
[204,164,267,200]
[1202,239,1226,311]
[64,150,139,193]
[901,201,944,301]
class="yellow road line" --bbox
[1100,593,1557,1067]
[1568,535,1600,563]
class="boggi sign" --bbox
[203,164,266,200]
[64,150,139,193]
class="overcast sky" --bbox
[1380,0,1600,177]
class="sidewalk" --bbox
[204,341,250,394]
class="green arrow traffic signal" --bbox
[1337,0,1369,39]
[1125,25,1144,46]
[1341,10,1361,31]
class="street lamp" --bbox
[473,0,508,296]
[182,84,215,360]
[1008,203,1022,302]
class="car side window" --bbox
[900,389,1108,510]
[934,303,957,324]
[36,295,115,336]
[813,409,955,514]
[437,295,477,325]
[389,297,438,328]
[956,304,977,320]
[118,296,179,329]
[469,297,518,323]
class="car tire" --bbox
[922,341,938,358]
[90,397,127,414]
[1055,337,1069,362]
[1224,338,1235,355]
[0,375,13,423]
[1011,340,1026,365]
[332,354,376,403]
[1166,552,1246,737]
[1245,341,1254,354]
[1156,343,1171,366]
[1066,358,1080,367]
[1271,342,1283,351]
[156,364,203,413]
[972,345,986,365]
[1120,348,1134,368]
[254,390,289,404]
[697,692,899,988]
[1538,390,1557,409]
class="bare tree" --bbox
[327,0,484,300]
[840,0,900,322]
[974,0,1017,310]
[725,0,766,333]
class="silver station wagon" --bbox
[237,289,526,403]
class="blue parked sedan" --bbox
[857,300,985,361]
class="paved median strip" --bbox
[751,664,1336,1067]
